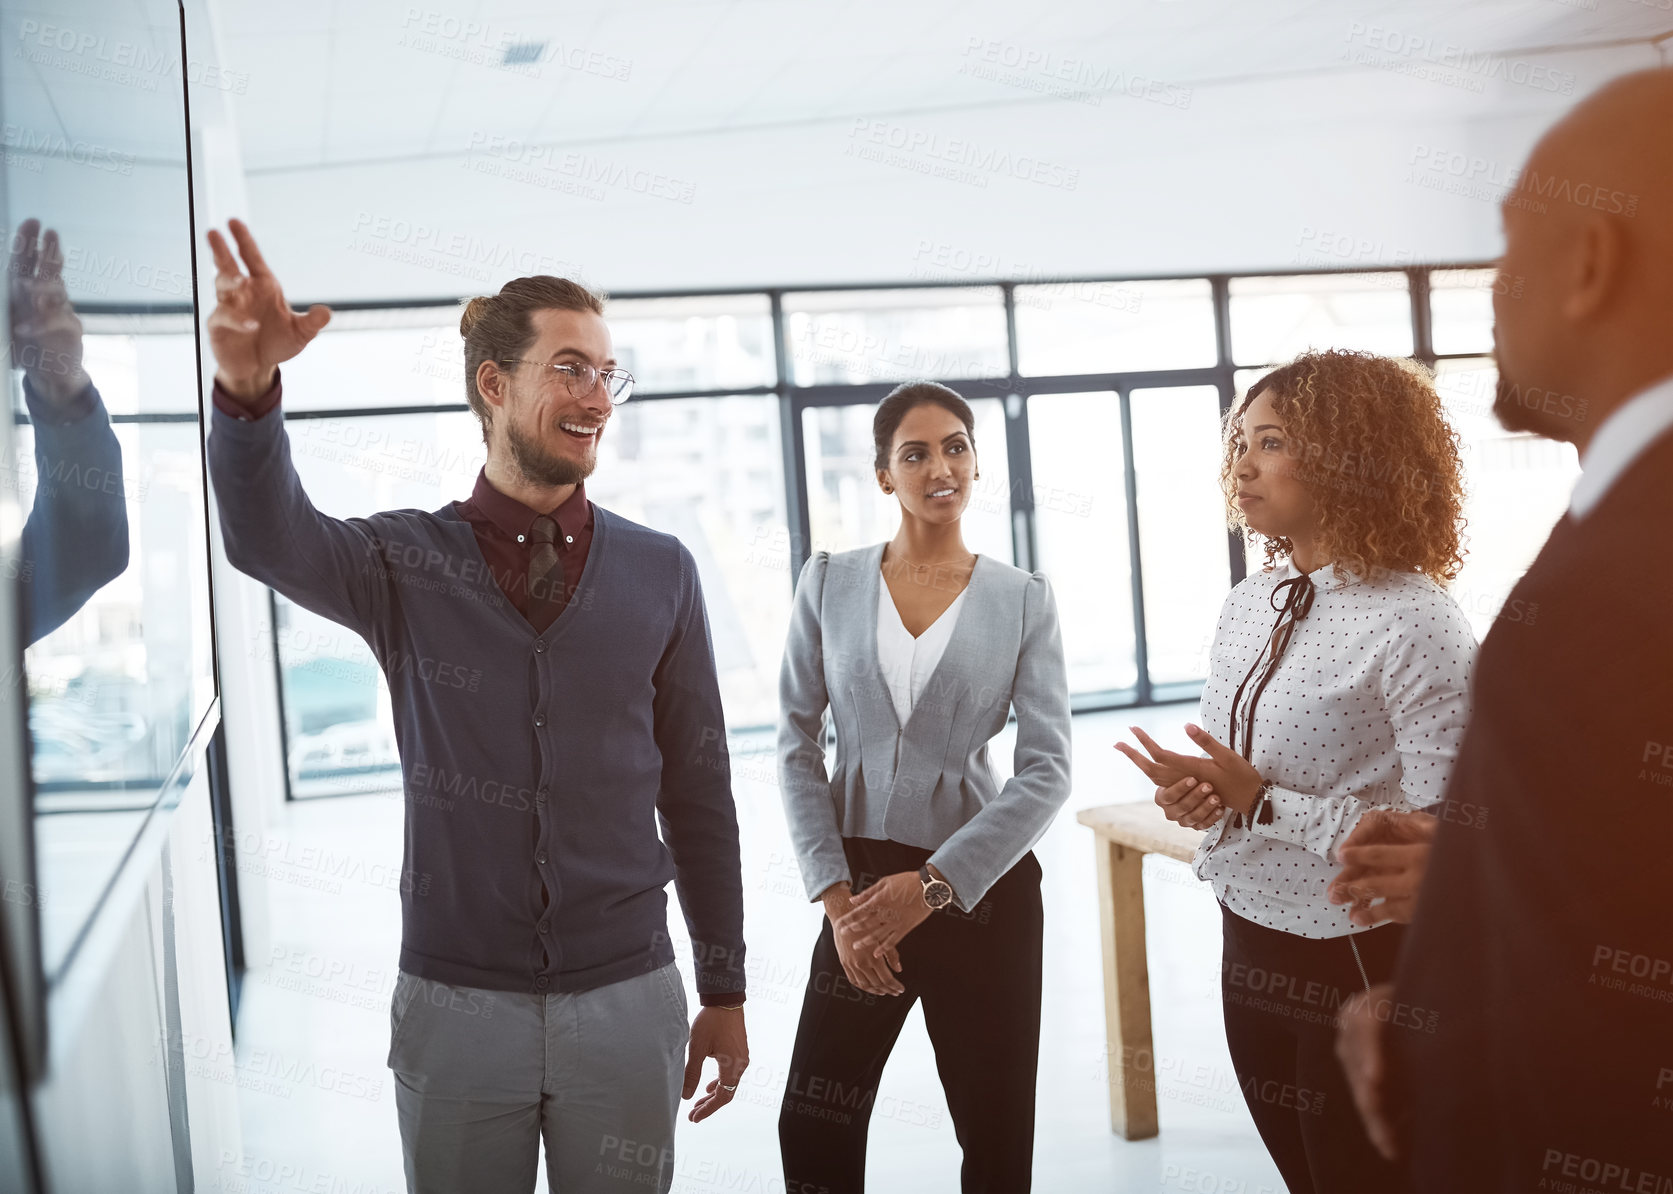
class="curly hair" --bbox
[1221,349,1466,585]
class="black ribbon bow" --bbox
[1227,572,1316,828]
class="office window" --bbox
[1433,358,1578,640]
[598,295,775,394]
[273,597,396,800]
[1429,268,1498,357]
[1131,387,1232,684]
[1232,368,1269,401]
[801,399,1014,565]
[277,309,465,412]
[276,410,482,798]
[1014,279,1217,375]
[255,259,1496,728]
[784,288,1007,386]
[585,396,792,729]
[1229,273,1413,367]
[282,296,777,413]
[1027,392,1137,694]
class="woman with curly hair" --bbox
[1116,349,1476,1193]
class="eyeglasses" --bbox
[501,359,635,404]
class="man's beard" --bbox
[506,417,596,487]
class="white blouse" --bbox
[876,578,970,729]
[1192,560,1477,938]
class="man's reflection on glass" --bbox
[9,217,128,645]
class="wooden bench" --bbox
[1076,801,1206,1140]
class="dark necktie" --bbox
[527,515,566,629]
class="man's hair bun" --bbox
[459,294,495,338]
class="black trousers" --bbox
[1219,902,1407,1194]
[779,837,1044,1194]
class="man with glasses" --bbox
[205,220,747,1194]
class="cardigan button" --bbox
[534,975,550,991]
[538,920,551,935]
[534,640,546,654]
[533,714,546,728]
[536,850,548,865]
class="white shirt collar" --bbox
[1273,560,1348,590]
[1569,373,1673,520]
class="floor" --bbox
[214,703,1288,1194]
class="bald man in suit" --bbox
[1336,68,1673,1193]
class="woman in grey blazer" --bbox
[776,381,1072,1194]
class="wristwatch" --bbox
[918,866,954,911]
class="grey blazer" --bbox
[777,544,1072,912]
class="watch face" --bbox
[919,867,953,909]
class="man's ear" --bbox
[476,359,507,410]
[1561,214,1626,323]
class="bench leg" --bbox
[1094,839,1159,1140]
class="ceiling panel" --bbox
[205,0,1669,298]
[215,0,1666,171]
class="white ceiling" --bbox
[195,0,1672,298]
[218,0,1672,171]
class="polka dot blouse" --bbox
[1192,559,1477,939]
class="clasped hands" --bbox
[1115,723,1264,829]
[1115,725,1438,926]
[821,869,944,997]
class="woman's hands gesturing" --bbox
[1115,723,1265,818]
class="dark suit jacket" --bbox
[1391,426,1673,1192]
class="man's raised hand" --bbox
[9,219,89,404]
[206,219,331,403]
